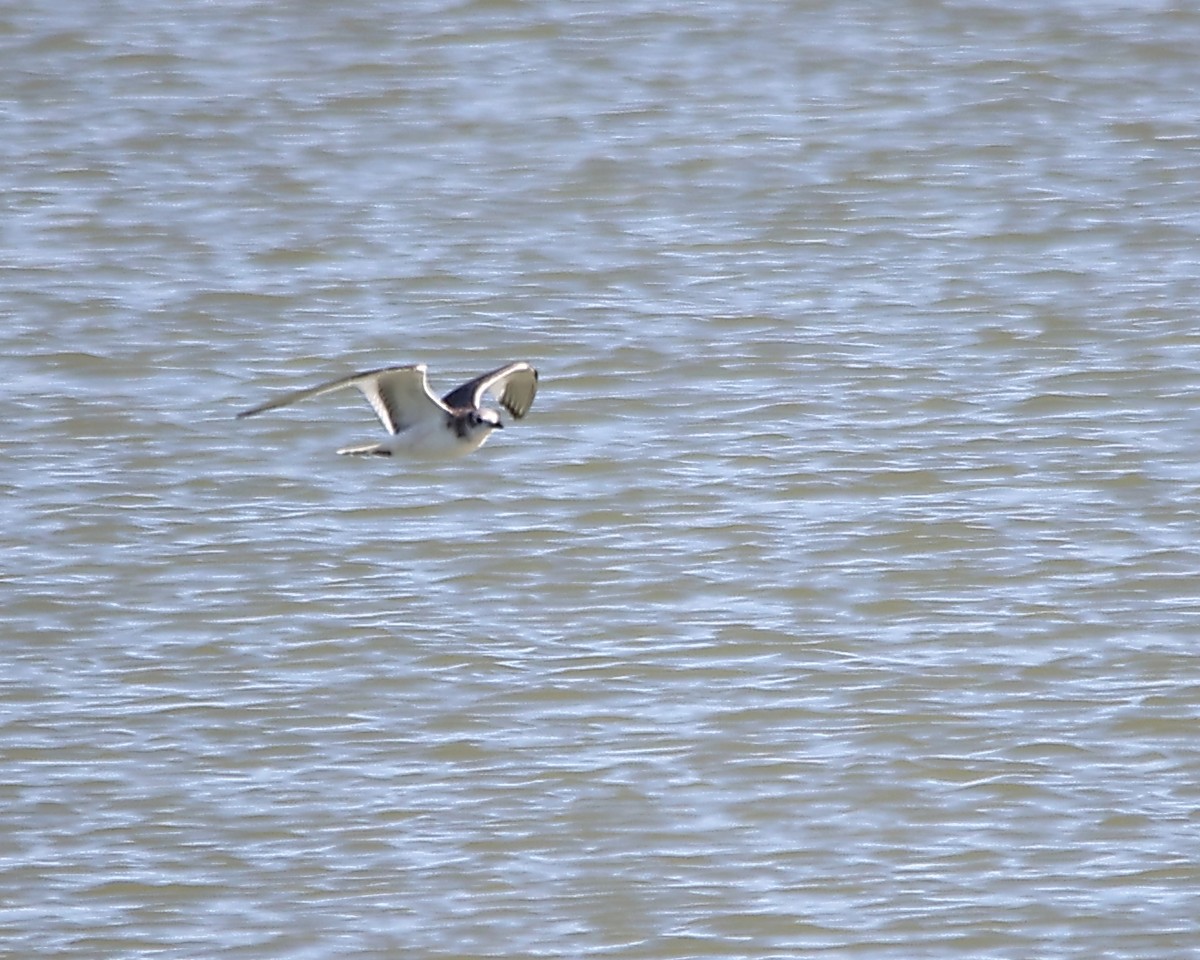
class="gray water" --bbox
[3,1,1200,957]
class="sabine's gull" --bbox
[237,361,538,457]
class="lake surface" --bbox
[3,1,1200,957]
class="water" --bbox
[3,1,1200,957]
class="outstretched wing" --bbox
[442,362,538,420]
[237,364,447,435]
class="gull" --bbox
[236,361,538,457]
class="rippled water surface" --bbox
[4,1,1200,957]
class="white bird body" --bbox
[237,362,538,459]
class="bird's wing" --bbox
[441,362,539,420]
[237,364,447,434]
[367,365,448,433]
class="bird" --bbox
[236,361,538,458]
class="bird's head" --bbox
[472,409,503,431]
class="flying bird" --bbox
[236,361,538,457]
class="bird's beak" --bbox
[493,420,504,429]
